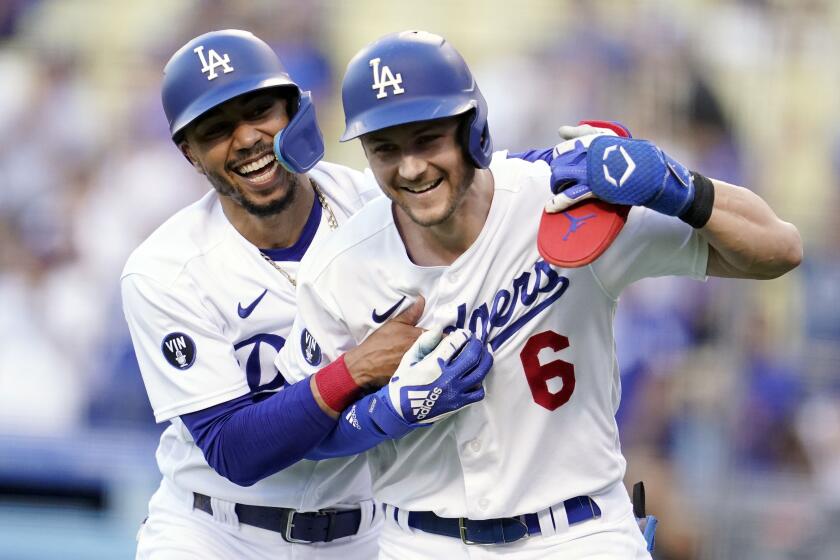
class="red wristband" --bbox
[314,355,364,413]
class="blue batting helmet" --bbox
[162,29,324,173]
[339,30,493,168]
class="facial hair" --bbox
[396,165,476,228]
[206,167,300,217]
[205,141,301,217]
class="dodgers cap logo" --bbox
[193,45,234,80]
[369,57,404,99]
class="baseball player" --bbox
[123,29,598,559]
[274,30,802,559]
[123,30,499,559]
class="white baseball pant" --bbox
[377,482,652,559]
[135,478,381,560]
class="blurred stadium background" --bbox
[1,0,838,558]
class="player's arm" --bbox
[307,329,493,460]
[697,178,802,278]
[309,298,425,418]
[179,303,424,487]
[547,135,802,279]
[276,269,493,460]
[122,272,419,487]
[180,380,334,486]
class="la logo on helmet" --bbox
[369,58,404,99]
[193,45,234,80]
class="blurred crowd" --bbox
[1,1,839,558]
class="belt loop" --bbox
[395,506,411,532]
[551,504,571,534]
[210,496,239,529]
[537,507,558,537]
[358,499,375,529]
[384,504,397,527]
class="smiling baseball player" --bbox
[275,30,801,559]
[122,28,621,560]
[123,29,501,560]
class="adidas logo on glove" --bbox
[409,387,443,420]
[345,405,361,430]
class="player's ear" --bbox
[178,140,204,174]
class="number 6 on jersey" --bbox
[520,330,576,411]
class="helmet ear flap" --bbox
[461,106,493,169]
[472,120,493,168]
[273,91,325,173]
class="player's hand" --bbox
[382,329,492,425]
[546,121,631,214]
[345,296,424,390]
[547,135,696,217]
[545,133,608,213]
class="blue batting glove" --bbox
[549,136,695,216]
[367,329,491,435]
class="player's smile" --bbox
[398,177,443,195]
[232,152,277,183]
[362,117,474,227]
[228,150,284,193]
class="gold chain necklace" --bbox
[259,181,338,287]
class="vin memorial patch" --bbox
[161,332,196,370]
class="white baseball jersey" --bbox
[121,161,380,510]
[275,152,708,519]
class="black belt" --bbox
[193,493,363,543]
[402,495,601,545]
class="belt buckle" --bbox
[458,517,478,545]
[283,510,311,544]
[458,516,530,545]
[283,509,338,544]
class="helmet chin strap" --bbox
[273,92,325,173]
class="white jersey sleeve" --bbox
[591,206,709,298]
[122,272,250,423]
[274,278,356,384]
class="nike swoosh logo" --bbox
[372,295,407,324]
[238,289,268,319]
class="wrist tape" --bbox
[679,172,715,228]
[314,355,363,413]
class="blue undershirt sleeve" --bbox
[306,392,418,460]
[181,379,336,487]
[507,147,554,164]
